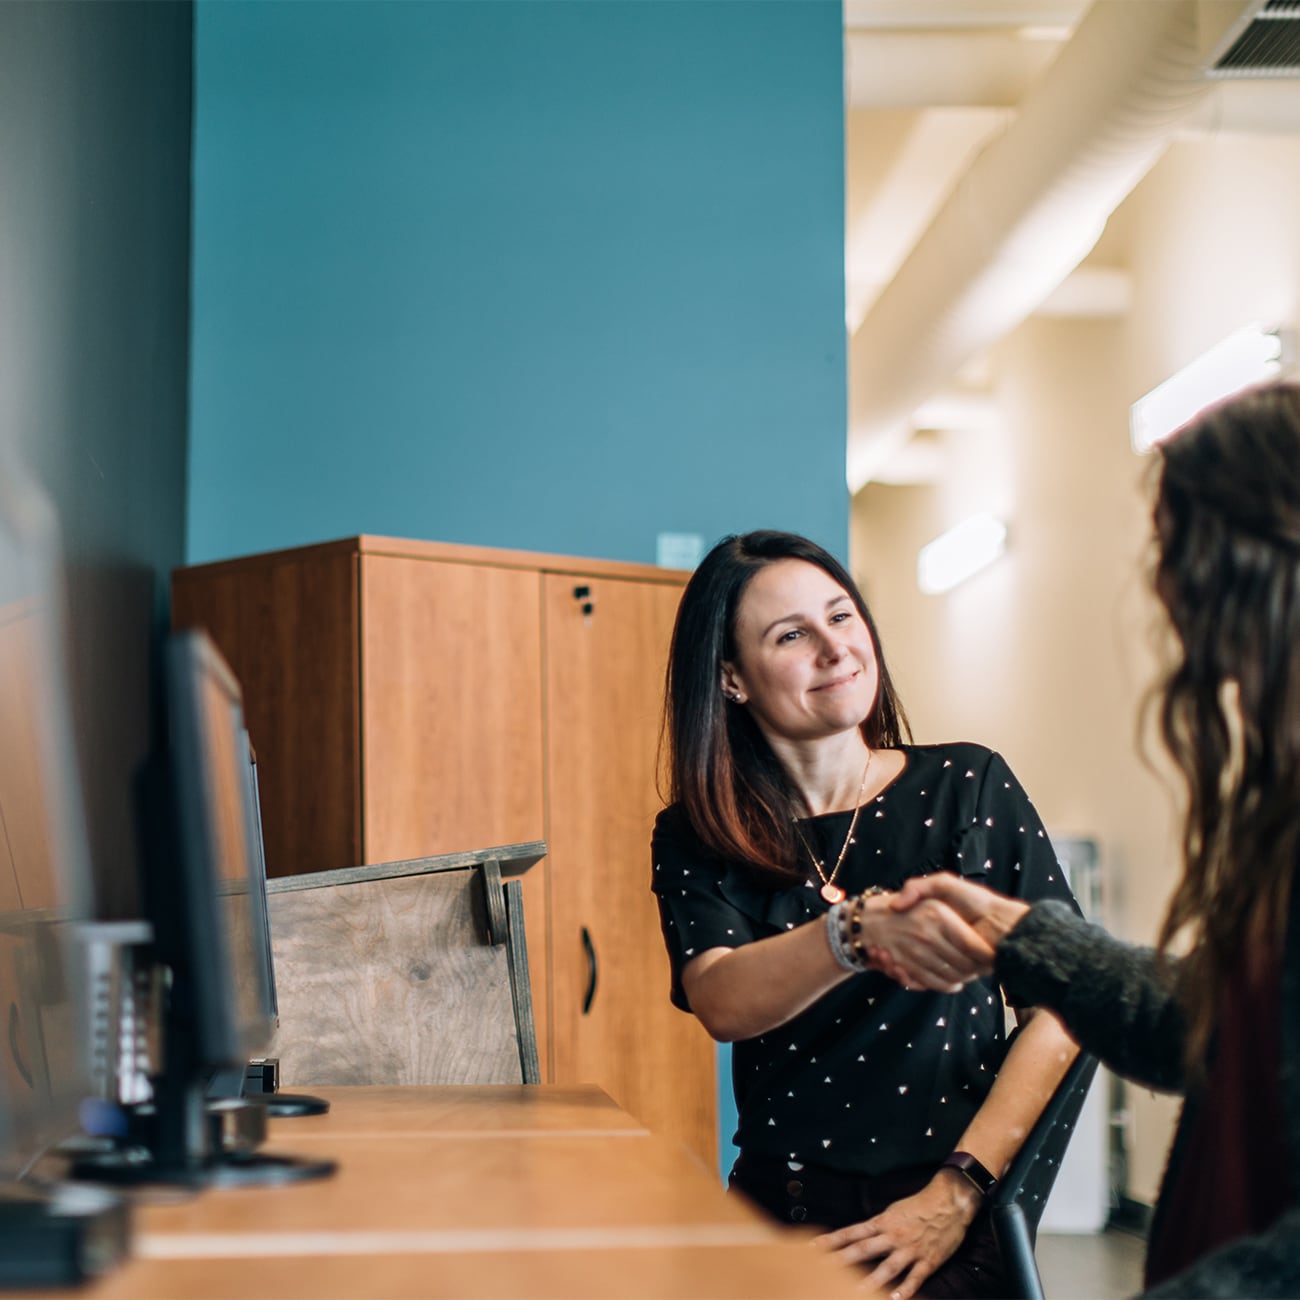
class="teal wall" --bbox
[188,0,848,566]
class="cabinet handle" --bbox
[580,926,598,1014]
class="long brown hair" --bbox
[1153,382,1300,1066]
[662,531,910,882]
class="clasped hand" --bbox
[863,874,1030,993]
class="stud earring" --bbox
[728,692,745,704]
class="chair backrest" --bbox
[990,1051,1101,1300]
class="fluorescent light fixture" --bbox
[1130,323,1293,453]
[917,513,1008,595]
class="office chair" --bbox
[990,1050,1101,1300]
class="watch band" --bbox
[940,1151,998,1197]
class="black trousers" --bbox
[729,1151,1007,1300]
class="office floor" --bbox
[1037,1229,1146,1299]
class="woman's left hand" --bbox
[812,1170,981,1300]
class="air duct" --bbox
[847,0,1264,491]
[1213,0,1300,74]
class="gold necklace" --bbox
[792,749,874,904]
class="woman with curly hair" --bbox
[885,381,1300,1297]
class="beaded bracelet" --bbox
[825,897,871,973]
[826,889,889,972]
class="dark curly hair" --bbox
[661,530,910,883]
[1153,381,1300,1066]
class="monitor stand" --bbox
[238,1057,330,1117]
[70,1138,338,1189]
[67,1077,336,1188]
[257,1090,330,1118]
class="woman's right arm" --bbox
[994,899,1187,1092]
[682,894,994,1042]
[1143,1208,1300,1298]
[889,876,1188,1092]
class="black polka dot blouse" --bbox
[651,742,1081,1177]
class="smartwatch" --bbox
[940,1151,998,1198]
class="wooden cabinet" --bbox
[171,536,716,1169]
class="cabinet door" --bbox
[544,574,716,1169]
[360,556,546,862]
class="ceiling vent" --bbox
[1213,1,1300,75]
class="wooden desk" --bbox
[268,1083,648,1139]
[73,1241,865,1299]
[28,1086,869,1299]
[135,1133,752,1237]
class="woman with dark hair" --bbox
[652,529,1080,1300]
[879,382,1300,1296]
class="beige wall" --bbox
[851,129,1300,1205]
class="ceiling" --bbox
[841,0,1288,489]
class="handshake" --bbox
[863,873,1032,993]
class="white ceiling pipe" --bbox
[847,0,1263,492]
[1033,265,1133,318]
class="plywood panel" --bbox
[172,553,360,878]
[543,574,716,1169]
[265,869,522,1086]
[358,556,544,861]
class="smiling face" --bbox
[721,558,880,747]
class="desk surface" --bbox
[29,1085,869,1299]
[135,1132,750,1237]
[74,1240,863,1299]
[268,1083,649,1138]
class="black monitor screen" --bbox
[0,482,93,1180]
[237,736,278,1025]
[161,631,273,1070]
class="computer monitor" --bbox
[240,737,278,1026]
[0,474,129,1282]
[75,629,332,1186]
[206,731,327,1117]
[158,631,275,1076]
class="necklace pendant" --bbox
[820,882,846,904]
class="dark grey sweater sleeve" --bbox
[1142,1208,1300,1298]
[995,900,1188,1093]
